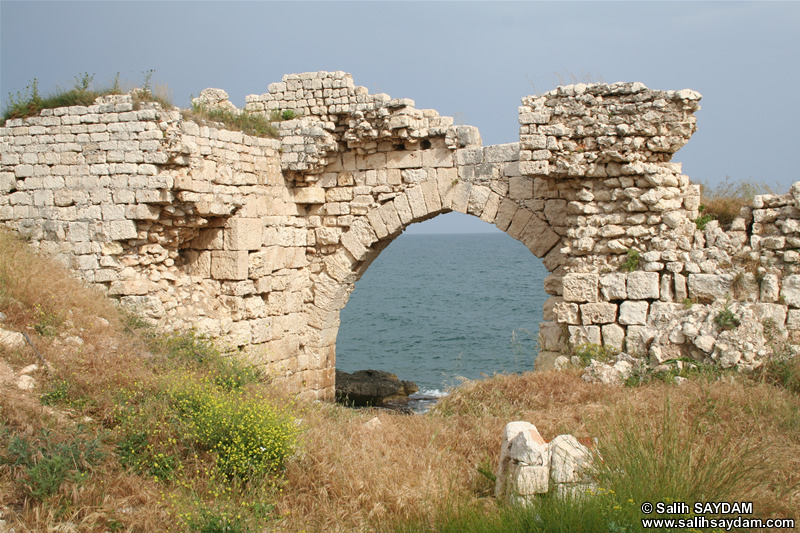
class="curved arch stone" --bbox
[21,72,797,404]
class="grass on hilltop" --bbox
[0,227,799,532]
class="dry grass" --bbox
[1,227,799,532]
[700,176,783,229]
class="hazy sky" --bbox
[2,1,798,234]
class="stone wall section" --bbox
[2,71,799,400]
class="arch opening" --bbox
[336,213,550,393]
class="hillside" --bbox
[1,227,799,532]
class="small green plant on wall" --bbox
[620,248,640,272]
[714,304,740,331]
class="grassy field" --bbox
[0,227,799,532]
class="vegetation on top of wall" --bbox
[183,102,280,139]
[699,176,782,229]
[1,71,173,125]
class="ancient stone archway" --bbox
[12,71,793,404]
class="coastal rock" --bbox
[335,369,418,407]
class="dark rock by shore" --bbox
[335,369,419,407]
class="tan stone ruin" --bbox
[4,71,798,400]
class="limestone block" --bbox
[422,149,454,168]
[601,324,625,351]
[393,195,413,225]
[544,199,567,226]
[467,185,491,217]
[211,250,249,280]
[386,150,422,169]
[580,303,617,325]
[600,273,627,300]
[552,301,579,324]
[401,169,426,184]
[366,209,388,239]
[549,435,593,484]
[562,273,599,303]
[340,219,377,261]
[493,198,518,232]
[626,272,659,300]
[406,185,428,219]
[780,275,800,307]
[294,186,325,204]
[538,321,564,351]
[450,182,472,214]
[508,176,534,200]
[674,272,687,301]
[183,250,211,277]
[108,279,154,296]
[192,228,224,250]
[619,301,649,325]
[751,303,787,328]
[687,273,732,303]
[543,296,563,321]
[378,202,403,236]
[225,218,262,251]
[315,227,341,246]
[421,179,442,214]
[125,204,160,220]
[506,209,533,241]
[107,220,138,241]
[512,464,550,497]
[624,325,657,355]
[694,335,715,353]
[787,310,800,332]
[495,422,549,500]
[568,325,601,347]
[760,273,779,303]
[660,273,675,302]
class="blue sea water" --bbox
[335,232,550,394]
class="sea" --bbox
[335,232,550,411]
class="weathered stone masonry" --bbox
[2,71,799,400]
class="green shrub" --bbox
[117,431,178,480]
[714,305,740,331]
[694,211,715,230]
[24,454,72,500]
[156,331,261,390]
[619,249,640,272]
[573,343,618,366]
[172,382,297,479]
[1,428,105,501]
[185,507,246,533]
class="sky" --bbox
[2,1,798,234]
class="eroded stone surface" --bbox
[2,72,799,399]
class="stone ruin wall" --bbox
[1,70,799,400]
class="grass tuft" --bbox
[700,176,782,229]
[184,104,279,139]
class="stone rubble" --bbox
[1,71,799,399]
[495,421,595,503]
